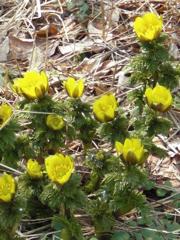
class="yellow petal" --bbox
[46,114,65,131]
[131,138,142,149]
[72,84,82,98]
[121,138,146,165]
[0,104,13,127]
[123,138,132,160]
[145,87,153,106]
[145,85,172,112]
[104,107,115,121]
[93,94,117,123]
[40,71,49,90]
[12,71,49,100]
[133,12,163,41]
[64,77,76,97]
[74,79,84,98]
[0,193,12,202]
[27,159,43,178]
[0,173,15,202]
[45,153,74,185]
[115,141,123,154]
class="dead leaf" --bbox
[8,34,60,61]
[29,46,44,71]
[75,58,97,72]
[104,4,120,25]
[94,83,110,96]
[59,37,103,55]
[169,43,179,60]
[8,34,33,60]
[116,68,131,88]
[0,38,10,62]
[36,24,59,38]
[88,20,113,40]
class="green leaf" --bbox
[141,229,156,239]
[148,117,171,136]
[52,215,63,231]
[134,233,143,240]
[156,188,167,197]
[111,232,130,240]
[127,221,137,227]
[150,144,167,158]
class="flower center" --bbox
[54,165,69,178]
[0,183,11,195]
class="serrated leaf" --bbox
[111,232,130,240]
[134,233,143,240]
[156,188,167,197]
[141,229,155,239]
[150,144,167,158]
[148,117,171,136]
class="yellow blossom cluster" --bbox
[115,138,146,165]
[45,153,74,185]
[0,173,15,202]
[133,12,163,41]
[13,71,49,100]
[0,104,13,128]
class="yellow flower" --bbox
[13,71,49,100]
[27,159,43,178]
[45,153,74,185]
[133,12,163,41]
[63,77,84,98]
[46,114,65,131]
[145,85,172,112]
[0,104,13,128]
[93,94,118,122]
[0,173,15,202]
[115,138,146,165]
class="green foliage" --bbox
[101,166,151,215]
[66,99,97,145]
[0,120,20,167]
[40,174,86,211]
[85,151,121,193]
[148,116,172,136]
[88,196,114,236]
[0,17,178,240]
[0,195,24,233]
[52,215,85,240]
[149,144,167,158]
[26,96,67,157]
[98,112,129,143]
[111,232,130,240]
[17,174,52,218]
[67,0,90,22]
[130,37,179,90]
[0,232,22,240]
[124,213,180,240]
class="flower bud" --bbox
[93,94,118,123]
[145,85,172,112]
[46,114,65,131]
[13,71,49,100]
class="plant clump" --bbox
[0,11,179,240]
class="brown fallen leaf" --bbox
[36,24,59,38]
[8,34,60,62]
[94,83,110,96]
[8,33,33,60]
[58,37,103,55]
[0,37,10,62]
